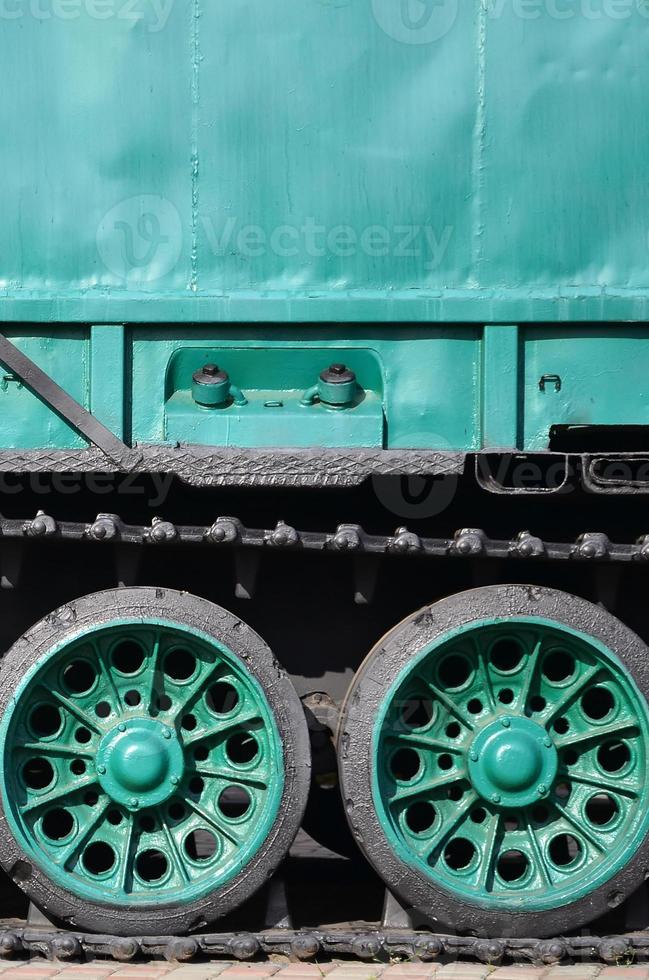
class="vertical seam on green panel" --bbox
[471,1,488,276]
[90,326,126,441]
[190,0,201,294]
[482,325,520,449]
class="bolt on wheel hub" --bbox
[97,719,184,809]
[469,716,558,807]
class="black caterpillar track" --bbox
[8,511,649,563]
[0,922,648,966]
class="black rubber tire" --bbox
[338,584,649,939]
[0,587,311,936]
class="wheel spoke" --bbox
[55,800,110,869]
[427,791,479,865]
[170,659,221,721]
[552,799,605,854]
[544,663,602,725]
[160,814,190,884]
[477,812,501,891]
[419,676,474,730]
[390,771,469,805]
[145,634,161,712]
[182,713,263,748]
[566,770,638,799]
[524,812,552,887]
[196,768,267,790]
[516,639,542,709]
[554,720,639,751]
[21,775,98,814]
[17,742,94,760]
[45,688,103,736]
[185,797,243,847]
[119,814,136,893]
[475,645,496,713]
[91,640,123,712]
[384,731,464,755]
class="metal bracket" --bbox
[0,333,134,466]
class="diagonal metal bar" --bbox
[0,333,130,463]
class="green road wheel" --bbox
[0,588,310,935]
[338,585,649,938]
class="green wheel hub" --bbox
[374,616,649,911]
[0,617,284,906]
[468,716,558,808]
[96,719,185,809]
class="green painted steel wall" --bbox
[1,4,649,323]
[3,325,649,452]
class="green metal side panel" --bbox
[1,5,649,323]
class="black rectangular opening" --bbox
[549,425,649,453]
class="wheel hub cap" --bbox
[97,720,184,808]
[469,717,558,807]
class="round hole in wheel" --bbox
[164,648,196,682]
[226,732,259,766]
[490,639,524,673]
[549,834,582,868]
[586,794,619,827]
[0,588,310,935]
[542,650,575,683]
[438,654,472,690]
[124,690,141,707]
[218,786,251,819]
[405,802,436,834]
[338,585,649,938]
[400,696,434,730]
[582,686,615,721]
[22,759,54,790]
[438,753,453,771]
[62,660,95,695]
[467,698,483,715]
[444,838,476,872]
[390,748,420,782]
[42,808,74,841]
[598,741,630,773]
[181,713,197,732]
[135,849,168,882]
[184,829,218,862]
[111,641,145,675]
[29,704,62,739]
[83,842,116,876]
[206,681,239,715]
[498,850,528,882]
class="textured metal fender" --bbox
[0,588,311,936]
[338,585,649,939]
